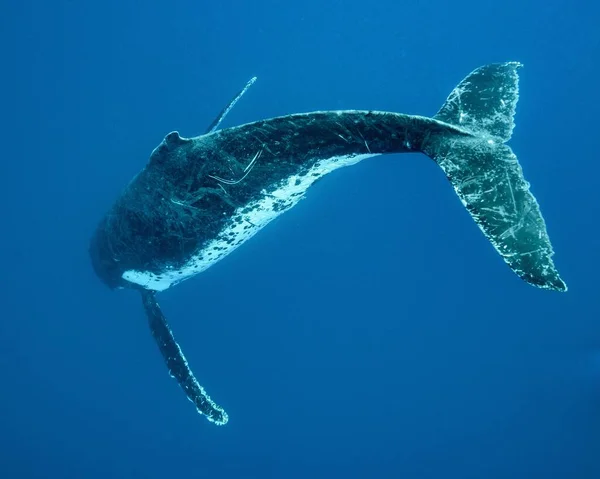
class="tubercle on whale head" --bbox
[148,131,193,166]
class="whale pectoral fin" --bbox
[205,76,257,134]
[140,290,228,425]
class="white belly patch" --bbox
[122,153,376,291]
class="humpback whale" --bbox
[89,62,566,426]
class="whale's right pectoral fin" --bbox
[140,289,228,425]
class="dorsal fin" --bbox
[140,290,228,425]
[205,76,257,134]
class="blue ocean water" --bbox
[1,0,599,477]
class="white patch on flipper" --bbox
[123,153,377,291]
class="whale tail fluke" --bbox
[423,62,567,291]
[434,61,522,141]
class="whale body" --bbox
[90,62,566,425]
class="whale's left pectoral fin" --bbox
[140,290,228,425]
[205,76,257,134]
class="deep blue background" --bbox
[1,0,599,477]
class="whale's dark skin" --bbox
[89,62,566,426]
[90,112,466,291]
